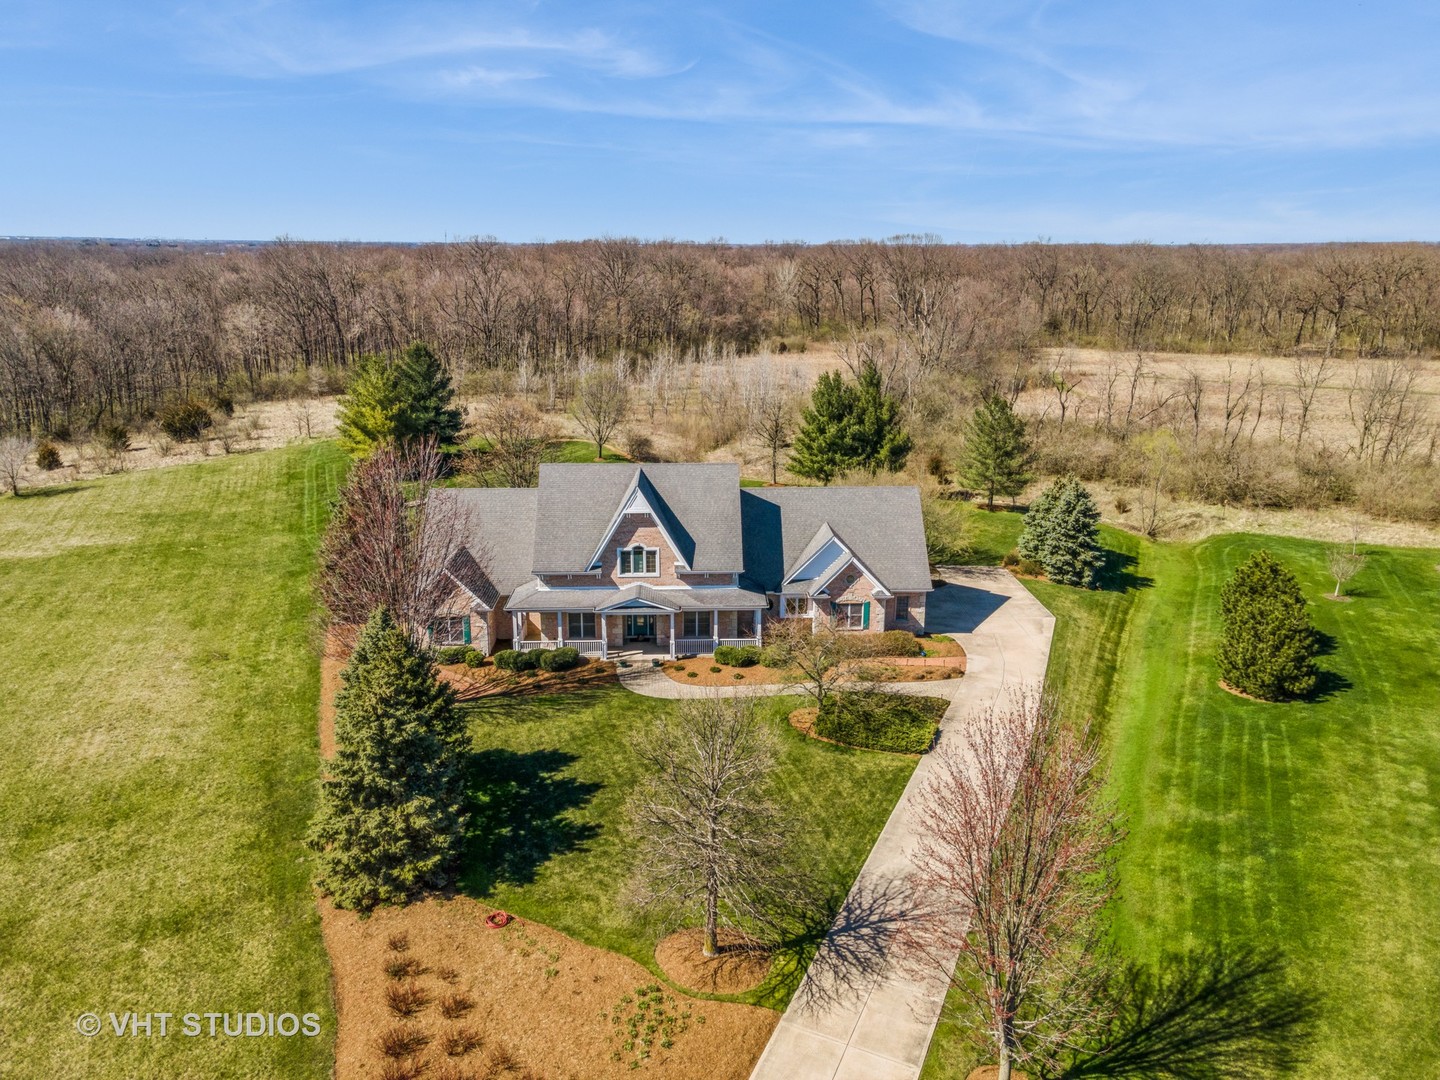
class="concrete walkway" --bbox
[748,567,1055,1080]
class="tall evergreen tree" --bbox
[851,359,912,473]
[1217,550,1319,701]
[790,362,911,483]
[1018,477,1103,587]
[789,370,859,484]
[960,396,1034,509]
[309,608,471,911]
[336,355,401,458]
[394,342,465,447]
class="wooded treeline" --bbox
[3,236,1439,436]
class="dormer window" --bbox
[618,544,659,577]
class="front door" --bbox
[623,614,657,642]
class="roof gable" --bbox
[532,463,743,574]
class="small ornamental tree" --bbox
[394,342,464,447]
[1018,477,1103,588]
[336,354,402,458]
[961,397,1034,509]
[309,608,471,911]
[1216,551,1319,701]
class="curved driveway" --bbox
[746,567,1055,1080]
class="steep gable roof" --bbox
[426,488,539,605]
[740,486,932,595]
[531,463,743,574]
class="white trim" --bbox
[617,543,661,578]
[584,473,692,572]
[813,553,892,600]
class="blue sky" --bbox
[2,1,1438,242]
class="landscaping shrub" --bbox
[713,644,760,667]
[1018,557,1045,577]
[758,643,791,668]
[158,399,215,442]
[494,648,543,672]
[35,440,62,471]
[709,665,723,674]
[1002,549,1021,569]
[1017,475,1103,588]
[539,646,580,672]
[463,647,486,667]
[874,630,923,657]
[814,691,945,754]
[435,646,470,665]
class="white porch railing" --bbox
[674,637,713,655]
[516,638,605,657]
[719,636,761,649]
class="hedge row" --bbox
[435,645,486,667]
[491,646,582,673]
[814,691,946,754]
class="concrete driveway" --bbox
[747,567,1055,1080]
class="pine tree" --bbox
[851,359,912,473]
[336,355,401,458]
[1018,477,1103,587]
[394,342,465,447]
[960,396,1034,509]
[789,370,859,484]
[1216,550,1319,701]
[309,608,471,911]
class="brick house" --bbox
[427,463,932,659]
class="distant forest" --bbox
[2,237,1438,435]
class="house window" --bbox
[784,597,810,617]
[566,612,597,639]
[682,611,712,637]
[433,616,470,645]
[895,596,911,622]
[618,544,659,576]
[836,602,867,630]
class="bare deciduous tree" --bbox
[1326,544,1366,598]
[317,438,473,636]
[0,435,33,495]
[766,615,871,711]
[571,368,629,461]
[476,399,556,487]
[904,689,1123,1080]
[624,696,800,957]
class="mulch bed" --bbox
[321,898,778,1080]
[654,929,772,995]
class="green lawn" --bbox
[923,510,1440,1077]
[0,445,345,1080]
[458,686,916,1007]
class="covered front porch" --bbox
[508,598,764,661]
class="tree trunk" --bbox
[997,1045,1012,1080]
[704,878,719,957]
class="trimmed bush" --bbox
[713,644,760,667]
[874,630,923,657]
[435,646,470,665]
[758,643,791,668]
[491,649,532,672]
[158,399,215,442]
[814,691,946,754]
[35,440,62,471]
[463,648,486,667]
[539,646,580,672]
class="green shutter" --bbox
[462,616,472,644]
[861,601,870,629]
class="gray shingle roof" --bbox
[740,486,932,595]
[506,580,767,612]
[530,463,743,573]
[426,488,539,605]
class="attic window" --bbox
[618,544,659,577]
[845,573,858,586]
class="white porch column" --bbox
[753,607,762,644]
[512,611,521,643]
[557,611,565,646]
[712,608,720,649]
[668,612,677,659]
[600,613,608,659]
